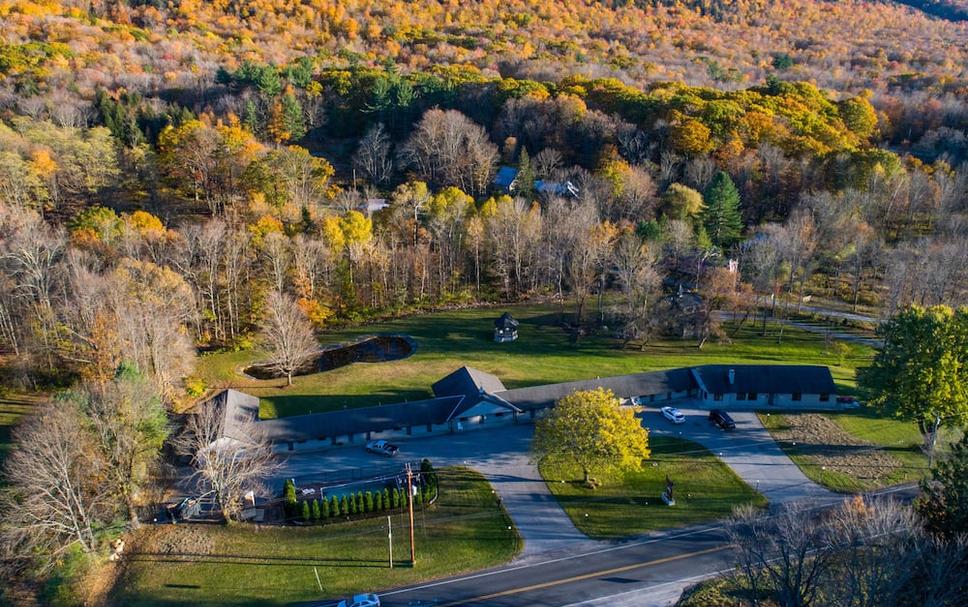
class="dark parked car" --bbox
[708,409,736,430]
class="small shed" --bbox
[494,312,519,343]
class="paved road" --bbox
[646,408,834,503]
[312,484,916,607]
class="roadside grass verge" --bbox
[539,436,767,539]
[193,302,873,419]
[757,409,962,493]
[110,467,520,607]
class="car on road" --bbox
[660,406,686,424]
[708,409,736,430]
[365,440,399,457]
[337,593,380,607]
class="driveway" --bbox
[278,423,602,559]
[644,407,834,503]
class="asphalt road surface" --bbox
[312,485,915,607]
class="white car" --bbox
[365,440,399,457]
[337,593,380,607]
[661,406,686,424]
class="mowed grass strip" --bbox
[193,302,873,419]
[539,436,767,539]
[111,467,520,607]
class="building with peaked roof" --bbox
[212,363,846,453]
[492,166,520,193]
[493,312,519,342]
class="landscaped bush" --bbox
[349,494,357,515]
[365,491,374,513]
[383,488,390,509]
[331,496,340,517]
[375,491,383,511]
[321,497,330,519]
[283,479,297,519]
[392,488,401,509]
[311,499,321,521]
[340,495,349,516]
[301,500,310,522]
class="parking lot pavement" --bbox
[277,423,603,559]
[644,406,835,503]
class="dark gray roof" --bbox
[494,312,519,330]
[692,365,836,395]
[432,366,507,401]
[217,389,261,441]
[259,396,465,442]
[496,368,696,411]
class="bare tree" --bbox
[725,501,837,607]
[174,396,279,522]
[399,109,497,197]
[259,290,318,386]
[0,403,110,570]
[353,123,394,185]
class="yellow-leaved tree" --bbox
[533,388,650,487]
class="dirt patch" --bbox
[128,524,217,557]
[767,413,905,485]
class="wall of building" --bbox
[697,391,841,410]
[271,407,538,455]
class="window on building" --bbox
[714,393,723,401]
[792,393,802,401]
[736,393,745,401]
[748,392,757,401]
[820,393,830,402]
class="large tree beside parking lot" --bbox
[858,305,968,463]
[533,388,650,485]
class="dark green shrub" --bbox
[349,494,357,515]
[340,495,349,516]
[311,499,321,521]
[365,491,374,513]
[321,496,331,518]
[357,491,364,513]
[383,488,390,509]
[331,495,340,517]
[301,500,310,521]
[392,488,401,509]
[375,491,383,511]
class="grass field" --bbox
[110,468,520,607]
[758,409,962,493]
[194,302,874,419]
[538,436,767,539]
[0,393,42,468]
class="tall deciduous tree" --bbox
[858,305,968,463]
[174,396,279,522]
[918,433,968,539]
[533,388,650,485]
[701,171,743,248]
[259,290,318,386]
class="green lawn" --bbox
[111,468,520,607]
[0,393,42,469]
[194,302,873,419]
[538,436,767,539]
[758,409,962,493]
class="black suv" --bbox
[708,409,736,430]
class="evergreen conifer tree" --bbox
[701,171,743,248]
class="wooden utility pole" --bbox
[406,463,416,565]
[387,515,393,569]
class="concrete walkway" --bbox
[645,407,834,503]
[278,423,601,559]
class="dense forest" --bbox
[0,0,967,602]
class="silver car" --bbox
[661,406,686,424]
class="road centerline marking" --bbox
[437,545,727,607]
